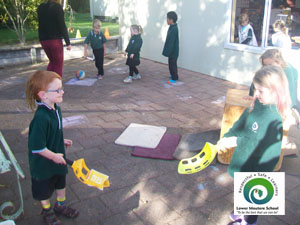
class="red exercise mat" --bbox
[131,133,181,160]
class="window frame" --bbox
[224,0,273,54]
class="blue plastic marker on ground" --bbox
[210,165,219,171]
[197,183,205,190]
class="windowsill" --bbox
[224,42,265,55]
[224,42,300,55]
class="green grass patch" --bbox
[0,13,119,46]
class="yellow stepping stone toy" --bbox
[178,142,218,174]
[66,158,110,190]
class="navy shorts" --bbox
[32,174,66,201]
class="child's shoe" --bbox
[97,75,103,80]
[123,76,133,83]
[229,211,243,221]
[41,208,61,225]
[132,74,141,80]
[168,79,177,84]
[53,202,79,219]
[228,219,257,225]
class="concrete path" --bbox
[0,54,299,225]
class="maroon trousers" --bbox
[40,39,64,76]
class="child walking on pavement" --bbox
[123,24,143,83]
[26,71,79,225]
[84,19,107,79]
[162,11,179,83]
[218,65,291,225]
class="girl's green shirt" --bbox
[225,100,283,177]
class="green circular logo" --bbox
[243,178,274,204]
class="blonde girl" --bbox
[123,24,143,83]
[26,71,78,225]
[218,65,291,225]
[250,49,299,115]
[271,19,292,48]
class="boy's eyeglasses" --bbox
[46,88,64,93]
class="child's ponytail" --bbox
[131,24,143,35]
[273,20,289,35]
[138,25,143,34]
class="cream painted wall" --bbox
[119,0,300,86]
[90,0,118,18]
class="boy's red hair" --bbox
[26,71,61,111]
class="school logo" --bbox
[243,178,274,205]
[252,122,258,132]
[234,172,285,215]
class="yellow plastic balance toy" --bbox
[178,142,218,174]
[67,158,110,190]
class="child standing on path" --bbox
[218,66,291,225]
[26,71,79,225]
[84,19,107,80]
[162,11,179,83]
[123,25,143,83]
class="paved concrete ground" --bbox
[0,54,300,225]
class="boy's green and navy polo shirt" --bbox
[84,31,107,50]
[162,23,179,59]
[28,102,67,180]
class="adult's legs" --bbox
[168,57,178,80]
[40,39,64,76]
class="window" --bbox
[226,0,300,51]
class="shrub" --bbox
[68,0,90,13]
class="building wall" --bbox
[119,0,300,87]
[90,0,118,18]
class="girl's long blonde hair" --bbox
[26,71,61,111]
[251,65,291,118]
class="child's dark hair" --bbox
[167,11,177,23]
